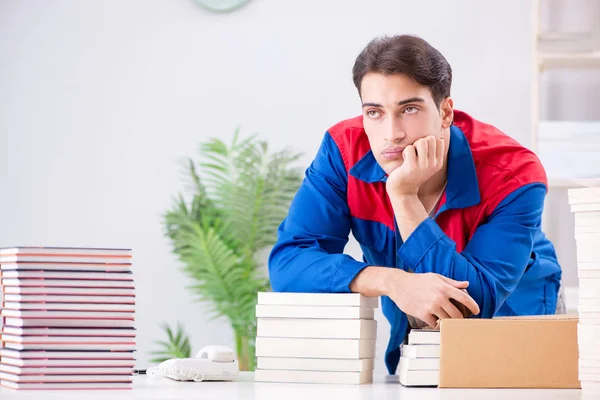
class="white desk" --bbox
[0,373,589,399]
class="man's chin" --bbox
[384,161,403,175]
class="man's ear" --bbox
[440,97,454,129]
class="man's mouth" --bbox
[382,147,405,160]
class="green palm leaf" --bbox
[162,128,303,370]
[149,322,192,364]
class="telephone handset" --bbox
[147,345,239,382]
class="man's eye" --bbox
[367,110,381,118]
[403,107,419,114]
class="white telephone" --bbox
[146,345,239,382]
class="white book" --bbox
[578,344,600,355]
[2,302,135,312]
[399,369,439,387]
[579,349,600,361]
[3,317,135,328]
[0,349,134,360]
[2,326,136,337]
[571,203,600,213]
[568,188,600,201]
[401,344,440,359]
[255,337,375,359]
[255,305,374,320]
[407,329,440,345]
[579,299,600,313]
[3,287,135,296]
[1,309,134,319]
[0,365,133,375]
[2,301,135,312]
[579,319,600,328]
[0,270,133,280]
[579,323,600,337]
[576,248,600,264]
[0,256,132,264]
[579,373,600,382]
[578,263,600,271]
[1,278,135,288]
[579,270,600,279]
[580,287,600,299]
[0,372,132,382]
[256,357,374,372]
[0,263,131,272]
[579,312,600,320]
[399,356,440,371]
[581,381,600,390]
[576,234,600,241]
[0,381,133,390]
[2,294,135,304]
[257,318,377,339]
[579,278,600,298]
[575,226,600,234]
[0,247,131,257]
[2,342,136,351]
[255,369,373,384]
[574,212,600,226]
[1,334,136,344]
[580,359,600,369]
[0,247,132,264]
[579,366,600,376]
[258,292,378,308]
[0,358,136,368]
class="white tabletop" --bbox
[0,373,590,399]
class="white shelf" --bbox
[538,51,600,69]
[536,121,600,186]
[548,178,600,189]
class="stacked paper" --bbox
[568,188,600,392]
[254,292,377,384]
[0,247,135,390]
[399,329,439,387]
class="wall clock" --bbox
[195,0,250,13]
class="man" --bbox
[268,35,562,375]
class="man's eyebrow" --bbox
[361,97,425,108]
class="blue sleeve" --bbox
[397,183,546,318]
[268,133,369,293]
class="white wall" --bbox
[0,0,573,374]
[538,0,600,292]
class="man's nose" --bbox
[384,117,406,142]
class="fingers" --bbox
[436,137,445,165]
[414,138,428,169]
[433,307,452,320]
[427,136,437,167]
[448,286,481,316]
[413,136,443,171]
[450,298,474,318]
[421,314,439,329]
[402,144,417,165]
[438,275,469,289]
[441,301,464,319]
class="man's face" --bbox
[360,72,451,175]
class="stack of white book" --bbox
[399,329,440,387]
[568,188,600,392]
[0,247,136,390]
[254,292,377,385]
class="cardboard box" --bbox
[438,315,580,388]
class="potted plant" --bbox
[162,129,303,370]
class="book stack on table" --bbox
[0,247,136,390]
[568,188,600,392]
[254,292,377,385]
[399,329,440,387]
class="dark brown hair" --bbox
[352,35,452,108]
